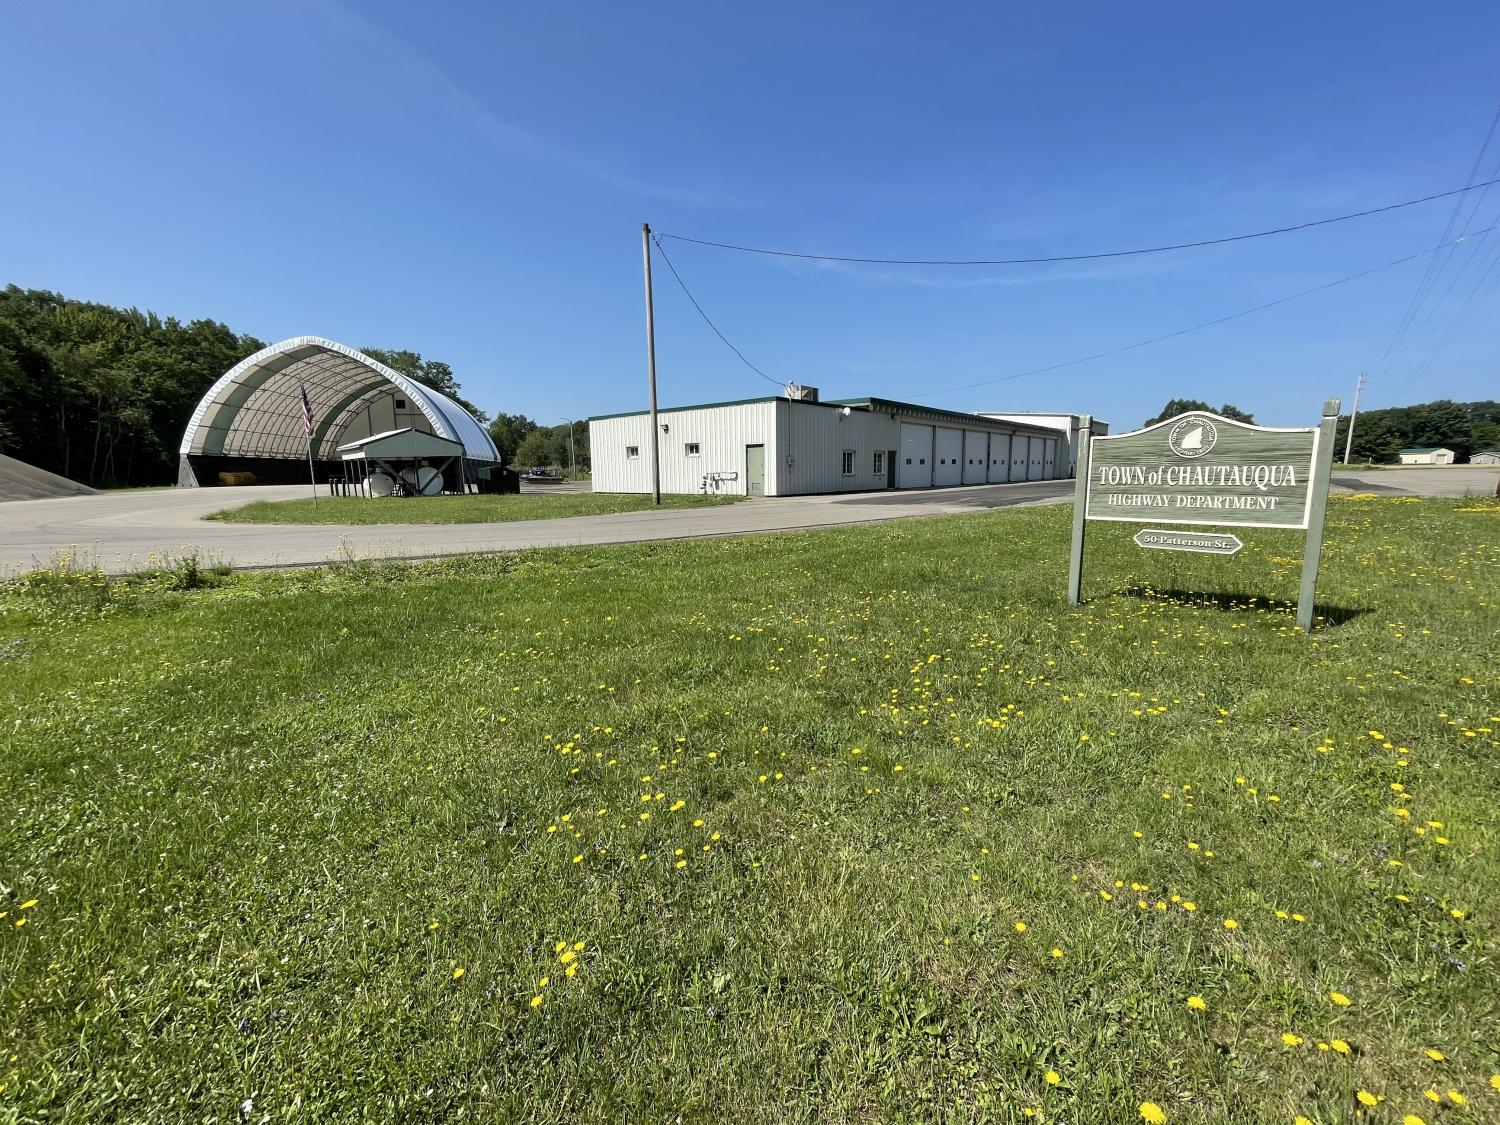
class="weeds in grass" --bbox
[0,498,1496,1122]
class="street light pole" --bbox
[557,417,576,476]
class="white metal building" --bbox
[1472,451,1500,465]
[974,412,1109,478]
[1396,447,1456,465]
[588,395,1074,496]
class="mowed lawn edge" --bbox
[1,496,1497,1122]
[206,491,742,525]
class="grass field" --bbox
[208,492,740,525]
[2,496,1497,1123]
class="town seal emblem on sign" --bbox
[1168,416,1218,458]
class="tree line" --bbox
[0,286,489,487]
[1142,396,1498,463]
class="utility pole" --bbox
[642,223,662,505]
[1342,371,1365,464]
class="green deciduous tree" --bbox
[1141,400,1255,427]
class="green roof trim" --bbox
[592,394,1070,435]
[1397,447,1450,454]
[587,395,780,422]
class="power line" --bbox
[649,234,783,387]
[911,227,1496,400]
[660,176,1500,267]
[1369,104,1500,383]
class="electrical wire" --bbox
[1370,104,1500,383]
[910,227,1496,399]
[659,177,1500,267]
[650,234,784,387]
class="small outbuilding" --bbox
[1471,451,1500,465]
[1397,447,1456,465]
[336,428,466,496]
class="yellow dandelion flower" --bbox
[1186,996,1207,1011]
[1356,1090,1379,1106]
[451,967,465,980]
[1422,1089,1440,1103]
[1330,1039,1351,1055]
[1050,948,1064,958]
[538,976,549,987]
[1489,1075,1500,1091]
[1045,1070,1060,1085]
[1014,922,1027,933]
[19,900,38,910]
[530,993,544,1008]
[1424,1049,1444,1061]
[559,950,576,965]
[1139,1101,1166,1124]
[1446,1090,1465,1106]
[1295,1118,1313,1125]
[1402,1116,1427,1125]
[565,963,578,978]
[1282,1032,1304,1047]
[1222,918,1238,930]
[1330,991,1352,1006]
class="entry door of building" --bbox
[745,444,765,496]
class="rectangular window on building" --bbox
[626,445,640,459]
[841,449,855,476]
[873,450,885,475]
[685,442,701,457]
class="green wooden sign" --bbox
[1067,400,1340,632]
[1086,412,1319,529]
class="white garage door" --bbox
[1043,438,1057,479]
[898,423,933,488]
[988,433,1011,483]
[1009,437,1027,481]
[1027,435,1044,480]
[963,430,988,484]
[934,427,963,486]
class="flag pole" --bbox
[299,383,318,504]
[307,436,318,504]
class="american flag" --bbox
[299,384,314,437]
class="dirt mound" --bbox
[0,454,100,501]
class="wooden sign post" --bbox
[1068,399,1340,632]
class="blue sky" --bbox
[3,1,1498,428]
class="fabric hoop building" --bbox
[178,337,496,486]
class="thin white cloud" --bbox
[307,0,721,205]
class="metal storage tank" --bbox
[898,422,933,488]
[934,427,963,485]
[963,430,988,484]
[987,433,1010,482]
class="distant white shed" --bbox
[1397,447,1455,465]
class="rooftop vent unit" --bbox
[784,383,819,402]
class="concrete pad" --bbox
[0,481,1073,576]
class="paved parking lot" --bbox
[1,466,1491,576]
[0,480,1074,575]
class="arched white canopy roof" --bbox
[180,336,497,463]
